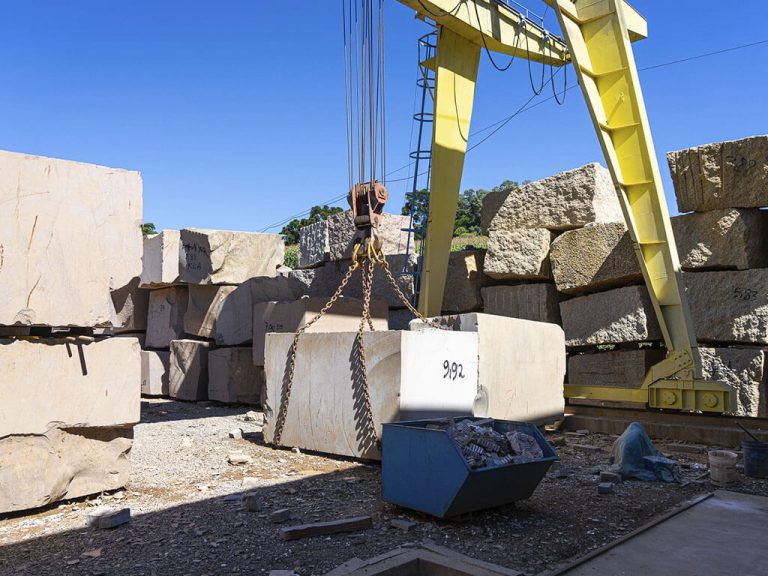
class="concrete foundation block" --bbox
[263,330,480,458]
[0,337,141,437]
[327,211,410,261]
[179,228,284,284]
[140,230,181,287]
[253,296,388,365]
[699,347,767,417]
[298,220,329,269]
[169,339,215,401]
[568,349,667,389]
[208,347,264,404]
[667,135,768,212]
[560,285,662,347]
[672,209,768,271]
[413,313,566,424]
[550,223,642,294]
[184,285,234,340]
[686,269,768,344]
[487,163,622,231]
[111,278,150,333]
[484,228,554,280]
[141,350,170,396]
[0,150,142,327]
[442,250,485,313]
[481,284,561,324]
[0,426,132,514]
[146,286,188,349]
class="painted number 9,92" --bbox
[443,360,465,380]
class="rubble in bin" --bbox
[428,418,544,469]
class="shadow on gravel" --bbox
[139,399,256,425]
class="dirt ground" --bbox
[1,399,766,576]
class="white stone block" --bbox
[140,230,181,287]
[169,339,214,401]
[327,211,411,261]
[145,286,188,349]
[208,348,264,404]
[141,349,170,396]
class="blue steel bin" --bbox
[381,417,557,518]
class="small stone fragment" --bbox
[572,444,603,454]
[390,518,418,532]
[227,452,252,465]
[243,493,263,512]
[600,471,622,484]
[87,507,131,529]
[229,428,244,439]
[598,482,614,495]
[270,508,292,523]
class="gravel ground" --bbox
[1,399,766,576]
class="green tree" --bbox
[401,189,430,239]
[141,222,157,236]
[280,205,344,245]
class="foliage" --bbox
[284,244,298,269]
[280,205,344,245]
[141,222,157,236]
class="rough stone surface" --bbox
[481,284,561,324]
[560,285,662,347]
[169,339,215,401]
[0,337,141,436]
[208,348,264,405]
[0,426,132,514]
[672,209,768,271]
[667,135,768,212]
[111,277,150,333]
[327,211,410,261]
[480,189,509,235]
[298,220,329,269]
[488,163,622,231]
[699,347,767,417]
[568,349,667,389]
[146,287,188,349]
[184,285,234,340]
[686,269,768,344]
[550,223,642,294]
[442,250,485,313]
[484,228,554,280]
[290,254,416,309]
[0,150,142,327]
[252,297,388,365]
[140,230,181,287]
[141,350,170,397]
[179,228,284,284]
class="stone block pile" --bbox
[0,151,143,513]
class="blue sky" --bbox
[1,1,766,233]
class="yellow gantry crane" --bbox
[396,0,734,413]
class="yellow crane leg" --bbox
[552,0,733,412]
[418,26,480,317]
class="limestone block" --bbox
[686,269,768,344]
[550,223,641,294]
[488,163,622,231]
[263,330,480,458]
[252,296,388,365]
[560,285,662,347]
[412,313,566,424]
[179,228,284,284]
[0,426,132,514]
[481,284,561,324]
[298,220,329,269]
[184,285,234,339]
[672,209,768,271]
[699,347,767,417]
[667,135,768,212]
[0,337,141,436]
[0,150,142,327]
[146,286,188,349]
[111,277,150,333]
[140,230,181,287]
[327,211,411,261]
[208,348,264,405]
[141,350,170,396]
[290,254,416,308]
[568,349,666,389]
[442,250,485,313]
[480,189,509,235]
[484,228,553,280]
[169,339,215,401]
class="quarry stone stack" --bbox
[484,228,554,280]
[208,347,264,404]
[481,285,561,324]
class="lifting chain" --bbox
[272,237,445,449]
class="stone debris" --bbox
[140,230,181,287]
[243,411,265,425]
[270,508,292,523]
[481,284,561,324]
[229,428,244,439]
[483,228,554,280]
[146,286,189,349]
[600,471,622,484]
[436,419,544,469]
[280,516,373,541]
[390,518,418,532]
[169,339,215,401]
[243,493,263,512]
[86,507,131,530]
[597,482,614,495]
[227,452,253,465]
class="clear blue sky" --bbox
[1,1,766,232]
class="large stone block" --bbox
[111,277,150,333]
[442,250,485,313]
[672,209,768,271]
[140,230,181,287]
[327,211,410,261]
[389,309,416,331]
[184,285,234,340]
[263,330,480,458]
[560,285,662,347]
[0,150,142,327]
[146,286,188,349]
[412,313,565,424]
[169,339,215,401]
[179,228,284,284]
[667,135,768,212]
[488,163,622,231]
[481,284,561,324]
[208,348,264,405]
[141,349,170,396]
[484,228,554,280]
[699,347,767,417]
[298,220,328,269]
[568,349,666,389]
[480,189,509,235]
[550,223,642,294]
[252,296,388,365]
[686,269,768,344]
[0,337,141,436]
[0,426,132,514]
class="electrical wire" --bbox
[472,0,519,71]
